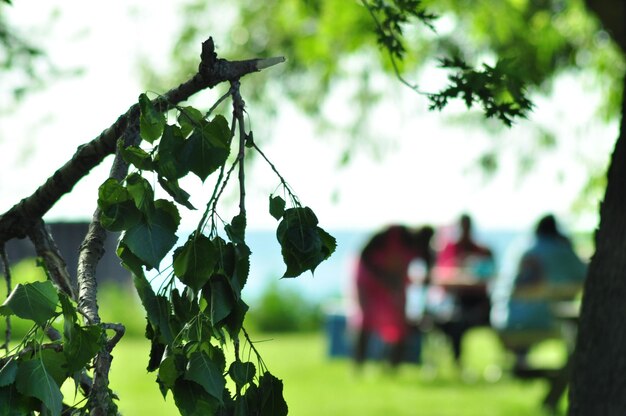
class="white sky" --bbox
[0,1,619,234]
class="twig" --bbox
[206,89,233,118]
[102,323,125,352]
[251,142,300,206]
[230,79,248,360]
[15,342,64,357]
[231,80,247,220]
[241,327,269,374]
[194,85,238,237]
[209,159,239,231]
[27,220,76,300]
[0,244,11,354]
[360,0,428,95]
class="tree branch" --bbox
[103,323,125,352]
[78,122,138,416]
[27,220,76,300]
[231,80,247,218]
[0,37,284,245]
[0,244,11,354]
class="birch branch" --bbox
[27,220,76,300]
[0,37,285,245]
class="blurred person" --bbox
[353,224,434,368]
[490,214,587,369]
[431,214,495,368]
[405,226,437,324]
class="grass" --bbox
[102,328,568,415]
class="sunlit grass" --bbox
[109,336,180,415]
[100,328,567,415]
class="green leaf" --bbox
[156,124,190,180]
[0,385,35,416]
[269,195,286,220]
[317,227,337,260]
[158,348,186,390]
[156,199,182,227]
[122,204,179,270]
[242,383,259,414]
[172,380,219,416]
[276,207,336,278]
[147,333,166,373]
[15,359,62,416]
[39,349,69,387]
[184,351,225,403]
[120,144,155,171]
[173,234,217,292]
[0,360,18,387]
[100,200,142,231]
[98,178,130,207]
[59,293,77,343]
[177,106,205,138]
[133,272,174,345]
[229,361,256,388]
[158,176,196,210]
[234,394,250,416]
[126,173,155,217]
[171,288,200,324]
[153,296,175,345]
[0,282,59,326]
[213,237,235,276]
[59,294,100,374]
[184,317,212,344]
[182,115,232,182]
[98,178,142,231]
[225,213,246,245]
[117,243,146,278]
[202,275,234,326]
[64,324,102,373]
[229,243,251,299]
[258,372,288,416]
[223,298,249,339]
[139,93,165,143]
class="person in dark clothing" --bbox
[432,214,494,367]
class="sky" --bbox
[0,1,619,235]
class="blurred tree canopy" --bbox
[160,0,622,122]
[148,0,623,210]
[0,2,68,114]
[0,3,44,110]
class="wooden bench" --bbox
[498,328,573,412]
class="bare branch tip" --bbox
[256,56,286,71]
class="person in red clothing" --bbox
[353,224,434,368]
[434,214,494,367]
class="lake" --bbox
[241,228,525,305]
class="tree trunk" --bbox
[568,2,626,413]
[568,73,626,414]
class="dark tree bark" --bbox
[568,3,626,412]
[569,73,626,414]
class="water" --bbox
[241,228,525,304]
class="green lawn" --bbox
[104,328,567,415]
